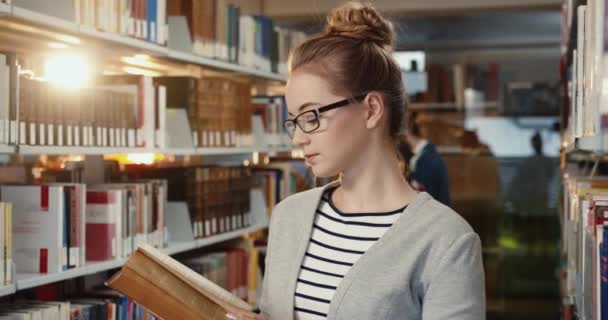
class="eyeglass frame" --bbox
[283,93,369,138]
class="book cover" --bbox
[107,244,254,320]
[1,185,65,274]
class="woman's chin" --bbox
[310,165,339,179]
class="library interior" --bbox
[0,0,592,319]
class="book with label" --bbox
[85,189,123,261]
[0,185,66,274]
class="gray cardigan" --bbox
[259,181,485,320]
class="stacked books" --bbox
[126,165,252,239]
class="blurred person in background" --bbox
[401,112,451,206]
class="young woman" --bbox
[228,2,485,320]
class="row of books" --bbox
[157,76,253,148]
[563,0,605,145]
[126,165,253,239]
[184,247,258,304]
[0,295,158,320]
[563,176,608,319]
[169,0,307,73]
[0,56,167,148]
[34,0,307,74]
[252,161,312,213]
[1,56,292,148]
[0,181,166,275]
[75,0,169,46]
[17,76,162,148]
[251,96,290,147]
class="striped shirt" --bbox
[294,187,406,320]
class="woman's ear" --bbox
[365,92,385,130]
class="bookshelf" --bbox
[10,5,80,34]
[167,50,287,82]
[3,3,288,82]
[559,0,608,318]
[0,145,14,154]
[0,284,14,297]
[0,2,10,16]
[0,0,302,307]
[9,223,267,293]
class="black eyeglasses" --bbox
[283,93,368,138]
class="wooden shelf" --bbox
[13,223,268,292]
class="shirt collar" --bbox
[413,140,429,155]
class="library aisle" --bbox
[0,0,577,319]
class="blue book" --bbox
[147,0,157,43]
[254,16,263,63]
[120,296,128,320]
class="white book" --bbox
[156,85,166,148]
[0,203,4,287]
[1,186,65,274]
[157,0,166,45]
[0,54,8,144]
[5,203,12,285]
[573,49,580,137]
[142,77,155,148]
[577,6,586,138]
[583,0,594,136]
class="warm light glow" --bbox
[105,153,165,165]
[121,56,170,71]
[44,54,91,89]
[48,42,69,49]
[134,54,150,60]
[127,153,156,165]
[123,66,162,77]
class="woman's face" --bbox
[285,70,370,177]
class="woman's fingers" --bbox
[225,312,270,320]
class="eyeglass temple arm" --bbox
[317,93,368,113]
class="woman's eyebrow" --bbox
[288,102,321,116]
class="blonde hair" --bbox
[289,2,406,142]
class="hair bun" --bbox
[325,2,395,50]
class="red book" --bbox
[86,190,120,261]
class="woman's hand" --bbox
[225,311,270,320]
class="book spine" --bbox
[86,191,118,261]
[4,203,10,285]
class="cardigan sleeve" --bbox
[421,232,486,320]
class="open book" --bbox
[106,244,256,320]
